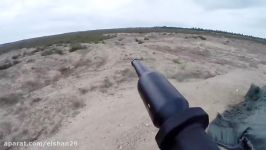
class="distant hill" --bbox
[1,27,266,55]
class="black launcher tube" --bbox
[131,59,219,150]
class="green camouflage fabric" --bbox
[208,84,266,150]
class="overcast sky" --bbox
[1,0,266,44]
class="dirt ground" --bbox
[0,32,266,150]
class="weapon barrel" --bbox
[131,59,219,150]
[132,59,189,128]
[131,59,151,77]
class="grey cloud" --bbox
[195,0,266,10]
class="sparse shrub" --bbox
[135,38,144,44]
[31,47,44,54]
[78,88,88,94]
[41,48,63,56]
[55,43,63,46]
[0,61,13,70]
[70,99,85,109]
[41,51,51,56]
[120,68,136,78]
[0,121,13,137]
[32,97,42,103]
[22,80,43,92]
[56,49,63,55]
[0,93,22,107]
[0,71,7,79]
[144,37,149,40]
[193,49,211,57]
[21,48,41,57]
[185,35,206,40]
[114,68,137,84]
[173,58,181,64]
[0,60,20,70]
[94,57,106,68]
[171,69,215,82]
[74,58,92,68]
[198,36,206,40]
[260,60,266,65]
[69,43,86,52]
[88,85,98,91]
[58,66,71,76]
[180,64,186,70]
[35,47,43,51]
[12,54,19,59]
[249,62,258,68]
[224,40,230,45]
[99,79,112,93]
[102,78,113,89]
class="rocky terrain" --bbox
[0,29,266,150]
